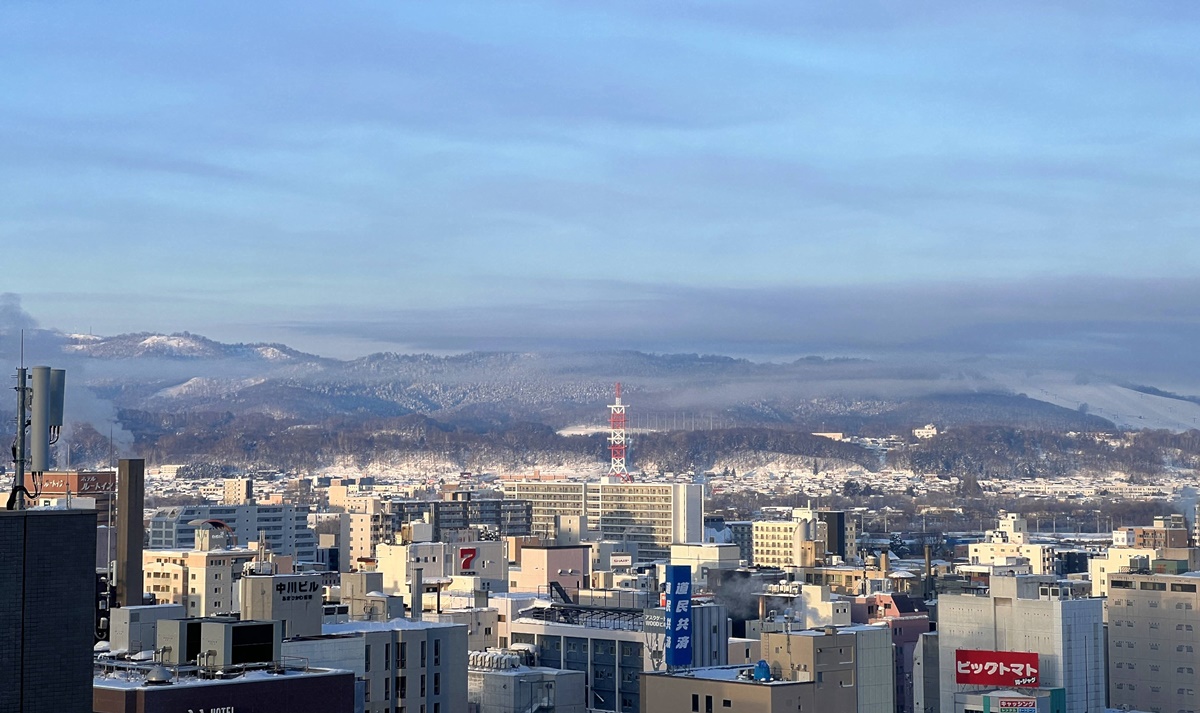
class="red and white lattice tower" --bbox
[608,382,632,482]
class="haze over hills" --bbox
[3,325,1200,476]
[39,330,1200,433]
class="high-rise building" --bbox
[1106,571,1200,713]
[937,575,1104,713]
[0,509,97,713]
[502,478,703,561]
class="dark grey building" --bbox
[0,509,97,713]
[386,492,533,541]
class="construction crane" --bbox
[608,382,632,482]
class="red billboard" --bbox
[955,649,1039,687]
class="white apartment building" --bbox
[502,478,703,561]
[147,503,317,561]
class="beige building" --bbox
[501,478,703,561]
[239,571,325,637]
[671,543,742,588]
[968,513,1056,575]
[1089,546,1159,597]
[642,665,856,713]
[143,528,257,617]
[223,476,254,505]
[342,502,395,566]
[644,625,891,713]
[509,544,591,593]
[753,520,819,569]
[1107,572,1200,713]
[762,626,894,713]
[376,540,509,595]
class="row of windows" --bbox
[1115,684,1195,695]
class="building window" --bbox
[366,644,372,672]
[399,642,407,669]
[420,674,426,697]
[723,701,732,708]
[434,639,440,666]
[434,673,440,695]
[692,694,699,712]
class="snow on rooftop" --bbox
[323,617,457,634]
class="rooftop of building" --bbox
[642,664,797,686]
[321,617,464,634]
[94,662,348,690]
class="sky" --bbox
[2,2,1199,371]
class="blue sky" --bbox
[2,2,1198,363]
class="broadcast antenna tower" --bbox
[608,382,632,482]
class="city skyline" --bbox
[3,3,1198,367]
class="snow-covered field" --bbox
[986,370,1200,431]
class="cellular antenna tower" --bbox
[608,382,632,482]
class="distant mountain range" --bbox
[9,329,1194,472]
[54,330,1131,432]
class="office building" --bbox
[671,543,741,589]
[468,650,587,713]
[340,493,533,564]
[502,478,704,561]
[143,526,258,616]
[850,592,930,713]
[1,509,97,713]
[240,570,325,637]
[283,618,468,713]
[937,575,1104,713]
[1107,571,1200,713]
[792,506,857,562]
[510,601,731,712]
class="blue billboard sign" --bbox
[664,564,693,668]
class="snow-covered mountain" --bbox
[63,332,323,363]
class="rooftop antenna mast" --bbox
[608,382,632,483]
[9,336,66,510]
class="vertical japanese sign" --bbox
[664,564,693,668]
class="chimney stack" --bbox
[115,459,145,607]
[410,568,423,622]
